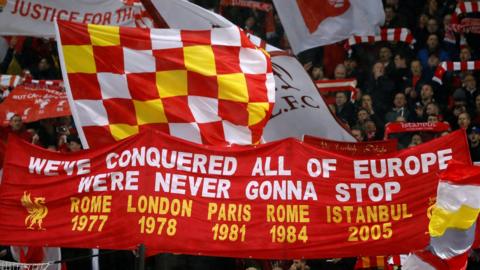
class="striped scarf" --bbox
[432,61,480,84]
[345,28,415,55]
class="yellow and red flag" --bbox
[55,20,274,148]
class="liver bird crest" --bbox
[21,191,48,230]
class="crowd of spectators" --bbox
[1,0,480,269]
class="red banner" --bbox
[0,130,471,259]
[0,140,5,169]
[384,122,451,138]
[219,0,273,12]
[303,135,398,155]
[0,84,70,126]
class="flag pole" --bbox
[137,244,146,270]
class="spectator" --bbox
[67,135,83,152]
[409,133,423,147]
[244,16,260,36]
[333,64,347,79]
[0,114,38,144]
[428,114,439,123]
[392,52,409,91]
[425,102,441,117]
[461,74,478,110]
[30,57,57,80]
[413,102,426,122]
[334,91,355,126]
[365,62,395,116]
[407,59,428,93]
[414,13,430,48]
[378,46,393,69]
[310,65,325,81]
[459,47,472,62]
[351,127,365,142]
[343,57,359,79]
[426,18,439,36]
[359,94,384,131]
[363,119,380,141]
[424,0,439,20]
[289,259,309,270]
[417,33,449,71]
[469,126,480,162]
[383,5,407,28]
[385,92,411,123]
[420,83,436,106]
[473,95,480,125]
[458,112,472,130]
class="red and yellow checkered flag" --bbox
[55,20,275,147]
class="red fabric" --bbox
[19,247,44,263]
[412,75,420,89]
[303,135,398,155]
[433,61,480,85]
[323,43,346,79]
[354,256,388,269]
[0,139,4,169]
[384,122,450,138]
[2,37,26,53]
[0,84,70,127]
[57,20,273,147]
[438,161,480,185]
[0,127,34,143]
[315,79,358,104]
[219,0,273,12]
[415,250,468,270]
[0,130,471,259]
[345,28,415,53]
[265,10,275,37]
[296,0,350,33]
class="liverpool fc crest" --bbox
[21,191,48,230]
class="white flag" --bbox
[264,55,355,142]
[0,0,145,37]
[272,0,384,54]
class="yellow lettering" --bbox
[391,204,401,221]
[159,197,169,215]
[171,199,180,216]
[299,205,310,223]
[366,206,378,223]
[326,206,331,223]
[70,197,80,213]
[181,200,192,217]
[379,205,389,222]
[333,206,342,223]
[356,207,365,223]
[90,196,102,213]
[148,196,159,214]
[102,195,112,213]
[402,203,412,218]
[286,205,297,222]
[343,206,353,223]
[138,196,147,213]
[228,204,236,221]
[127,195,136,213]
[80,197,89,213]
[242,204,251,222]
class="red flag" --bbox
[272,0,384,53]
[0,82,70,126]
[296,0,351,33]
